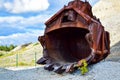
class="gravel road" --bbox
[0,61,120,80]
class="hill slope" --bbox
[0,42,43,67]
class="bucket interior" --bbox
[46,27,91,63]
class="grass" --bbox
[18,62,30,66]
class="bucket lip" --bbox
[45,26,89,34]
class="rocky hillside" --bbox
[93,0,120,61]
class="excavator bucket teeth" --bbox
[36,57,47,64]
[44,64,54,71]
[54,66,65,74]
[66,64,75,73]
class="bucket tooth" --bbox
[45,59,52,64]
[54,66,65,74]
[66,64,75,73]
[44,64,54,71]
[36,57,47,64]
[53,64,60,71]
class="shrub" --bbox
[0,52,4,56]
[0,45,17,51]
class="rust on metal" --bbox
[37,0,110,74]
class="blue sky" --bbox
[0,0,99,45]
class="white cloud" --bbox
[3,0,49,13]
[0,30,44,45]
[20,14,51,27]
[0,6,51,45]
[0,16,23,24]
[0,14,51,29]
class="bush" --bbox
[0,45,17,51]
[0,52,4,56]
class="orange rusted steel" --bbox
[37,0,110,74]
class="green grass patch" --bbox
[19,62,30,66]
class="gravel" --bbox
[0,61,120,80]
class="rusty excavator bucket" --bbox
[37,0,110,74]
